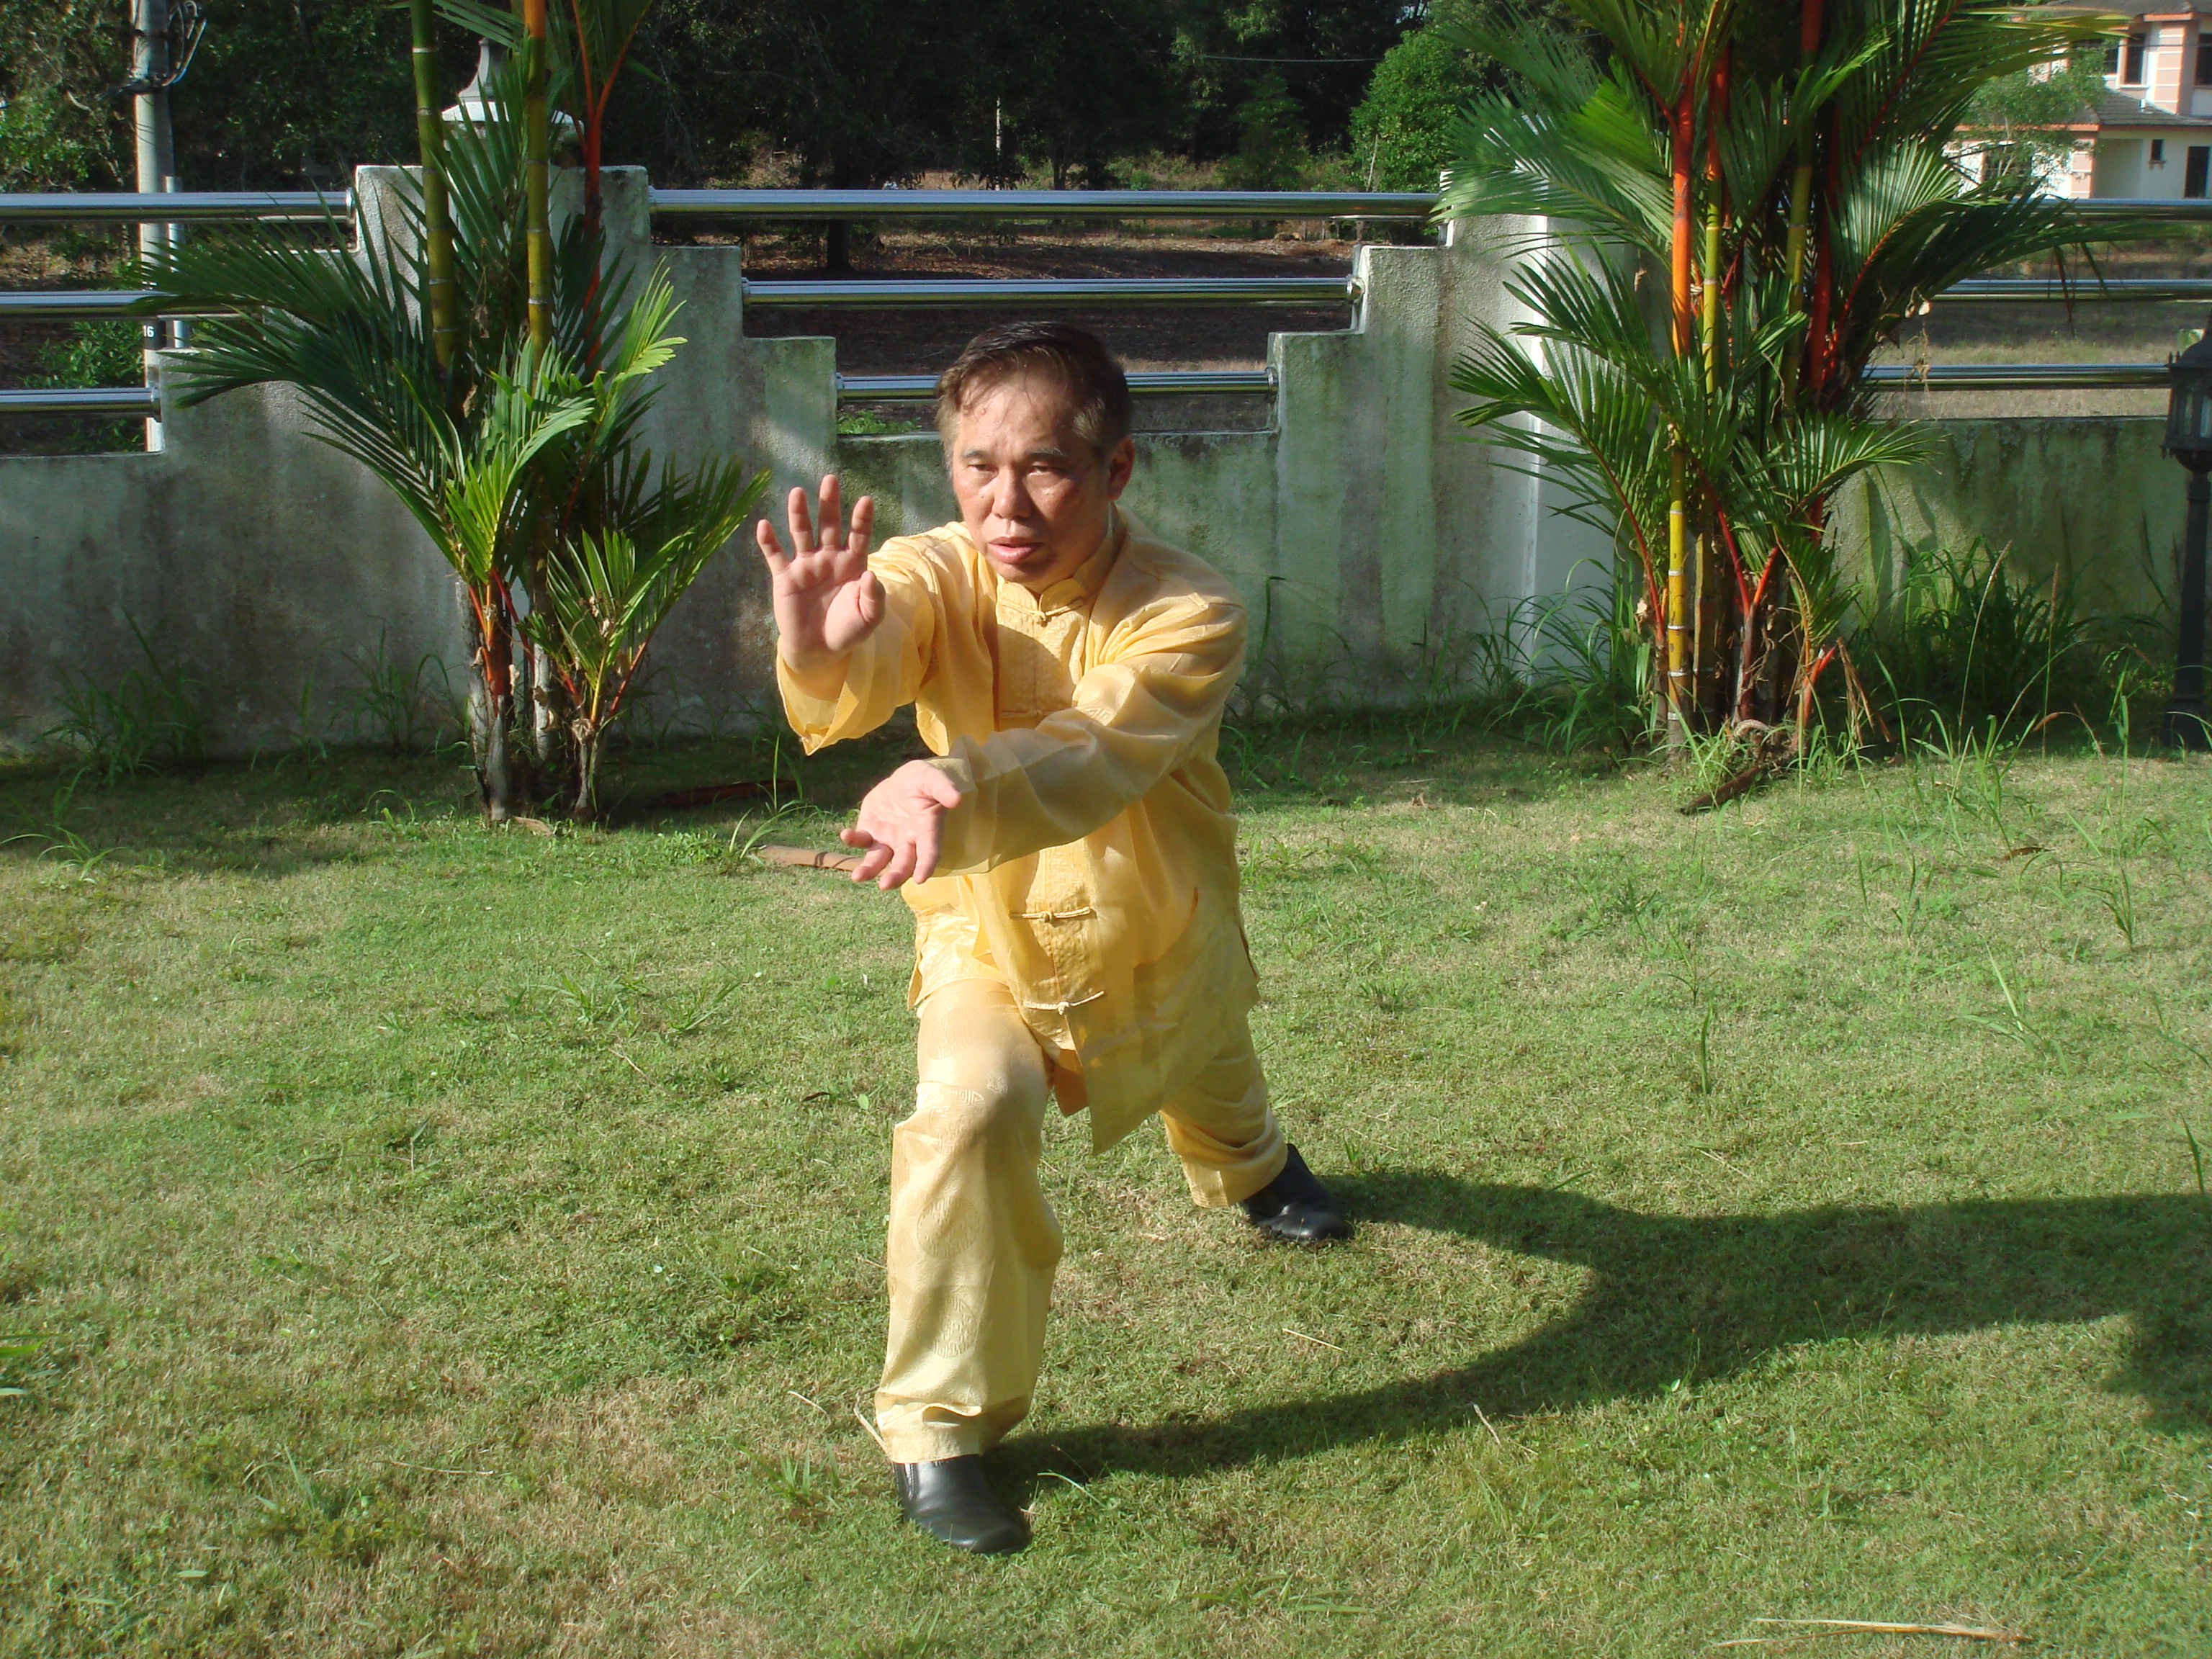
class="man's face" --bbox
[948,371,1135,590]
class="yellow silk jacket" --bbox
[775,511,1257,1151]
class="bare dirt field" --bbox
[727,225,1359,372]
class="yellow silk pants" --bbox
[876,976,1288,1462]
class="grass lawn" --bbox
[0,723,2206,1658]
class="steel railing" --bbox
[0,187,1431,226]
[0,292,222,322]
[0,276,1353,322]
[649,188,1433,222]
[1941,276,2212,302]
[9,185,2211,420]
[0,385,162,417]
[748,275,1353,309]
[18,361,2166,421]
[0,190,345,224]
[2065,196,2212,221]
[1864,361,2167,389]
[839,368,1274,403]
[17,186,2212,228]
[33,271,2212,321]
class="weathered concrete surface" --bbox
[0,166,2185,755]
[1832,417,2178,621]
[0,379,457,755]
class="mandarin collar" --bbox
[994,510,1126,616]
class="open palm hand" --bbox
[755,474,882,672]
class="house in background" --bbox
[2054,1,2212,197]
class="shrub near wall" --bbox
[1349,20,1490,191]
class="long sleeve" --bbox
[773,546,945,752]
[928,599,1245,875]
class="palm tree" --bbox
[140,0,765,820]
[1441,0,2126,747]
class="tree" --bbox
[1165,0,1414,163]
[145,0,766,819]
[1441,0,2124,747]
[1348,16,1486,189]
[1220,71,1310,189]
[0,1,127,192]
[981,0,1178,188]
[1964,51,2107,176]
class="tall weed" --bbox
[1856,538,2136,736]
[43,616,208,781]
[344,631,454,755]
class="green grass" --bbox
[0,725,2207,1657]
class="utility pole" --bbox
[132,0,176,443]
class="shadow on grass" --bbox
[1015,1177,2212,1489]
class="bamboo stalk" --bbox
[408,0,461,373]
[521,0,552,352]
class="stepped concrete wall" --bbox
[0,168,2185,754]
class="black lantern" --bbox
[2162,317,2212,750]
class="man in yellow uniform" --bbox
[755,322,1349,1556]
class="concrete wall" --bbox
[0,165,2191,755]
[1833,417,2180,623]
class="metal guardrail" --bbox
[0,385,161,417]
[1865,361,2167,390]
[2065,196,2212,222]
[8,187,2212,228]
[32,273,2207,320]
[6,186,2206,420]
[650,189,1435,222]
[4,364,2155,418]
[0,187,1432,226]
[1943,276,2212,302]
[838,368,1275,403]
[0,291,220,322]
[4,276,1351,323]
[0,190,344,224]
[748,275,1354,310]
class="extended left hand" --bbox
[842,760,966,891]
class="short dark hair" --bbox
[935,321,1133,457]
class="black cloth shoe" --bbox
[891,1456,1030,1555]
[1239,1143,1352,1244]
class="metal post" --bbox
[2170,467,2211,750]
[162,175,188,347]
[132,0,174,449]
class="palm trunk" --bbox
[1733,546,1782,723]
[1698,50,1728,725]
[1665,82,1696,752]
[1806,168,1838,405]
[1701,52,1727,397]
[521,0,552,352]
[572,722,601,823]
[408,0,462,374]
[464,585,518,820]
[1779,0,1825,411]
